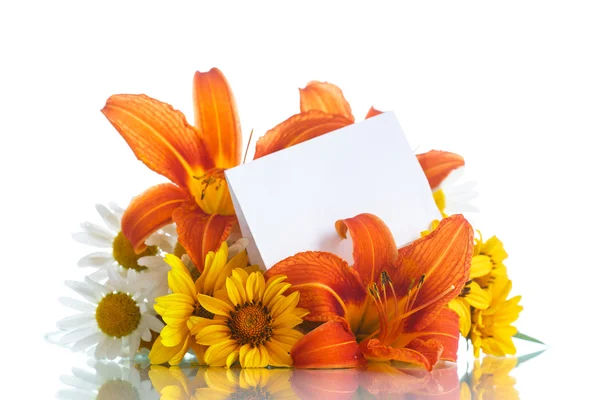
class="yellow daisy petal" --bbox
[270,291,300,319]
[198,294,235,317]
[195,325,232,346]
[204,340,239,366]
[265,340,293,367]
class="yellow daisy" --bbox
[460,356,519,400]
[149,241,249,365]
[192,270,308,368]
[448,231,510,337]
[195,368,295,399]
[470,275,523,357]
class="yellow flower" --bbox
[192,270,308,368]
[195,368,295,399]
[470,275,523,357]
[148,365,206,399]
[448,231,510,337]
[460,356,519,400]
[150,241,249,365]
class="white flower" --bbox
[57,273,164,360]
[57,360,158,400]
[72,202,175,289]
[433,167,478,216]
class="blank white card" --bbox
[225,112,441,270]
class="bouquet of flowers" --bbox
[57,68,540,370]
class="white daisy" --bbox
[72,202,175,288]
[433,166,479,217]
[57,272,164,360]
[57,360,158,400]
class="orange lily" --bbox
[266,213,473,370]
[102,69,247,269]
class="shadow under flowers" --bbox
[56,351,544,399]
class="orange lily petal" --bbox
[121,183,189,253]
[359,338,442,371]
[299,81,354,122]
[365,106,383,119]
[335,213,398,285]
[404,308,460,362]
[266,251,366,322]
[172,201,235,271]
[291,321,365,369]
[391,215,473,331]
[254,110,353,159]
[193,68,242,169]
[291,369,359,400]
[416,150,465,190]
[102,94,214,188]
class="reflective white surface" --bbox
[44,344,561,399]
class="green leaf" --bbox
[514,331,545,345]
[516,349,546,367]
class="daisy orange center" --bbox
[112,231,158,272]
[96,292,141,338]
[227,301,273,347]
[96,379,139,400]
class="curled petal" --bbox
[365,107,383,119]
[266,251,366,322]
[291,321,365,369]
[404,308,461,362]
[172,201,235,271]
[359,338,442,371]
[391,215,473,331]
[193,68,242,169]
[300,81,354,122]
[101,94,214,188]
[121,184,188,253]
[335,213,398,285]
[254,110,353,159]
[417,150,465,190]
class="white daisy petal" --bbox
[57,314,95,330]
[72,232,112,247]
[71,333,103,353]
[94,336,111,359]
[95,203,121,233]
[137,256,167,269]
[65,280,100,303]
[80,222,115,241]
[60,327,99,345]
[128,334,141,358]
[108,202,125,216]
[143,315,165,333]
[71,367,102,385]
[84,276,108,297]
[60,375,97,391]
[77,252,114,268]
[106,338,123,360]
[59,297,96,313]
[140,328,152,343]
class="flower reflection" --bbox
[58,351,542,399]
[460,357,519,400]
[58,360,158,400]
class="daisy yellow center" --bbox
[96,292,141,338]
[227,301,273,347]
[228,387,272,400]
[112,231,158,272]
[96,379,139,400]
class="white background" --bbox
[1,1,598,398]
